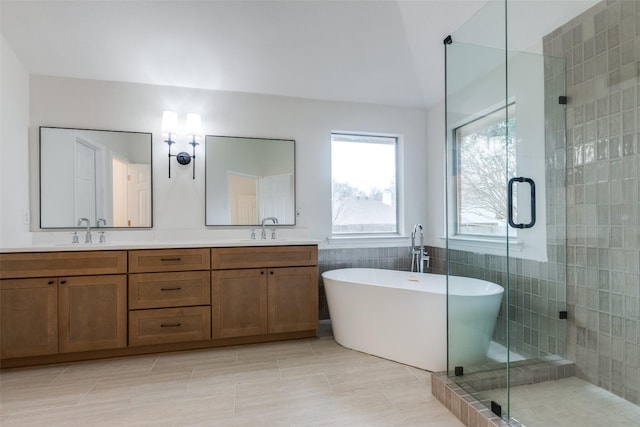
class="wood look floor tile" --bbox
[50,355,159,382]
[151,347,239,372]
[0,337,466,426]
[0,364,71,389]
[0,378,99,417]
[235,339,315,363]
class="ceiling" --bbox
[1,1,597,109]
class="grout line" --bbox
[231,383,237,415]
[149,355,160,372]
[49,364,73,385]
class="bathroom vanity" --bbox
[0,243,318,367]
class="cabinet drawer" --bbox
[211,245,318,270]
[0,251,127,279]
[129,271,211,309]
[129,306,211,346]
[128,248,210,273]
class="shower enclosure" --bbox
[444,0,639,424]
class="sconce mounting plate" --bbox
[176,152,192,165]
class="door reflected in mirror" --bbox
[40,127,152,228]
[205,135,295,226]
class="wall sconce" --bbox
[162,111,202,179]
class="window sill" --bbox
[440,235,522,255]
[326,234,410,247]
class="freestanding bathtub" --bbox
[322,268,504,372]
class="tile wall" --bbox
[317,246,414,319]
[543,0,640,405]
[432,248,568,361]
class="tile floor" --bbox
[482,377,640,427]
[0,336,464,427]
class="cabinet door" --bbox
[267,266,318,334]
[58,274,127,353]
[1,278,58,358]
[212,269,267,338]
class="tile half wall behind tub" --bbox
[317,245,566,369]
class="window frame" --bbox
[330,131,402,239]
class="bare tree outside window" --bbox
[455,104,516,236]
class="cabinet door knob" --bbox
[48,280,55,285]
[60,280,67,284]
[270,271,274,275]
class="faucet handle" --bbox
[271,228,277,240]
[250,229,256,240]
[71,232,79,244]
[98,231,106,244]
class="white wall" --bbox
[23,75,428,248]
[0,35,31,247]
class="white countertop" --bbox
[0,239,321,253]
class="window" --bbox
[454,104,516,237]
[331,133,398,235]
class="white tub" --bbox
[322,268,504,372]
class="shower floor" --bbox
[483,377,640,427]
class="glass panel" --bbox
[445,0,510,420]
[446,0,569,424]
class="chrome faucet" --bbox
[260,217,278,240]
[77,218,92,244]
[96,218,107,243]
[410,223,429,272]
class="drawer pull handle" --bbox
[160,287,182,291]
[160,258,182,262]
[160,323,181,328]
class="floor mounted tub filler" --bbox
[322,268,504,372]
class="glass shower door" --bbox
[445,30,512,419]
[444,0,568,423]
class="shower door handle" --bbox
[508,177,536,229]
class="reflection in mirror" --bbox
[205,135,295,226]
[40,127,153,228]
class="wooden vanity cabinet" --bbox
[58,274,127,353]
[1,244,319,366]
[128,249,211,346]
[211,246,318,339]
[212,268,268,338]
[0,278,58,359]
[267,266,318,333]
[0,251,127,359]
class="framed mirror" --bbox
[205,135,295,226]
[40,127,153,228]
